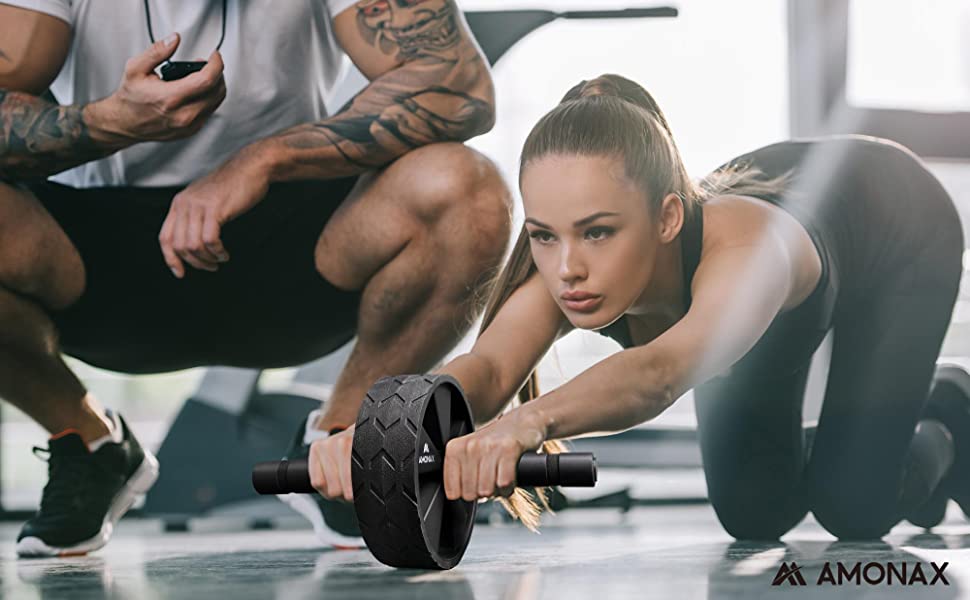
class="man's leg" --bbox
[312,143,512,430]
[0,181,111,442]
[0,181,159,557]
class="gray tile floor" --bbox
[3,501,970,600]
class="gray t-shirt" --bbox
[2,0,360,187]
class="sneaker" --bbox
[922,364,970,520]
[16,411,159,557]
[276,410,364,549]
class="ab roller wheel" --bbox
[253,374,597,569]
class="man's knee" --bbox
[0,183,85,309]
[393,143,511,240]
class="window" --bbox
[790,0,970,159]
[847,0,970,113]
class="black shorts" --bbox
[27,178,362,374]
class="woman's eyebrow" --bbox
[525,211,620,230]
[573,211,620,227]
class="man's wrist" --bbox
[240,138,291,184]
[83,98,135,150]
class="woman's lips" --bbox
[562,296,603,313]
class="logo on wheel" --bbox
[418,442,436,464]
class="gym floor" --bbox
[3,501,969,599]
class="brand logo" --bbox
[771,561,949,587]
[418,442,436,464]
[772,562,807,586]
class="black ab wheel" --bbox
[351,374,475,570]
[252,374,595,569]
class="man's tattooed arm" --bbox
[0,90,128,181]
[257,0,495,182]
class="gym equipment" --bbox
[253,374,597,569]
[465,8,678,65]
[144,0,228,81]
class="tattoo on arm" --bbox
[356,0,462,62]
[270,0,494,179]
[0,48,9,62]
[0,90,114,180]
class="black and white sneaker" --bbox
[276,410,364,549]
[16,411,159,557]
[923,364,970,521]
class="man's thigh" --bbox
[31,179,362,373]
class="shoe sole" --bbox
[277,492,365,549]
[16,450,160,558]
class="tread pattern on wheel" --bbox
[352,374,473,569]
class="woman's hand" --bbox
[443,409,547,502]
[308,424,356,502]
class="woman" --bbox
[312,74,970,540]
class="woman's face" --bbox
[521,154,665,330]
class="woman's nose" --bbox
[558,245,586,281]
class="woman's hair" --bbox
[481,74,790,529]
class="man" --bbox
[0,0,510,556]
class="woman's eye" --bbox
[529,230,554,243]
[585,226,613,240]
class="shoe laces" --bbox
[32,446,99,512]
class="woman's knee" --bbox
[809,482,895,540]
[707,482,806,541]
[716,511,795,541]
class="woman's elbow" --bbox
[631,352,682,422]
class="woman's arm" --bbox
[443,227,797,501]
[434,271,573,424]
[307,269,572,502]
[519,228,796,440]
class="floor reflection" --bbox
[4,512,970,600]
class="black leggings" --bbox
[694,203,964,541]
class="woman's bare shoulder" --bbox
[700,194,822,310]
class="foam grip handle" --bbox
[253,452,599,494]
[252,458,314,494]
[516,452,597,487]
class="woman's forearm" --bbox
[516,346,679,441]
[433,352,511,425]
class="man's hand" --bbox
[86,34,226,145]
[308,425,356,502]
[443,410,547,502]
[158,149,270,277]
